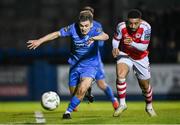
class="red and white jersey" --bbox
[113,20,151,60]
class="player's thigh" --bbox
[80,77,94,89]
[133,56,151,80]
[116,58,132,78]
[76,77,93,98]
[95,68,107,90]
[77,67,97,94]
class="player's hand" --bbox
[112,48,120,58]
[124,37,133,45]
[87,37,95,46]
[27,40,42,50]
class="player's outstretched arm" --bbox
[92,32,109,41]
[87,32,109,45]
[27,31,60,50]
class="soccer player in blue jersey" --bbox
[27,11,109,119]
[76,6,119,110]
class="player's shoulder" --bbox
[116,21,126,32]
[140,20,151,30]
[69,23,76,29]
[93,20,102,28]
[117,22,126,28]
[63,23,74,31]
[92,20,103,34]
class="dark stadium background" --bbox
[0,0,180,101]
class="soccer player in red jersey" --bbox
[112,9,157,117]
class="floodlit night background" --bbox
[0,0,180,101]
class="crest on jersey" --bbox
[135,33,141,38]
[124,34,129,38]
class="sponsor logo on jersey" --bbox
[74,35,90,47]
[74,43,88,47]
[144,29,151,34]
[144,29,151,40]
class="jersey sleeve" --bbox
[113,22,123,40]
[93,21,103,35]
[140,24,151,44]
[59,25,72,37]
[94,26,103,36]
[130,41,148,51]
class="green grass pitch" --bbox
[0,101,180,124]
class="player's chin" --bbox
[131,28,137,32]
[81,31,88,35]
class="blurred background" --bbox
[0,0,180,101]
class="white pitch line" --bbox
[34,111,46,123]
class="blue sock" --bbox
[104,85,115,103]
[67,96,81,112]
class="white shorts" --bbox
[117,55,151,80]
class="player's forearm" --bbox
[130,41,148,51]
[93,32,109,41]
[112,38,120,48]
[38,31,60,44]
